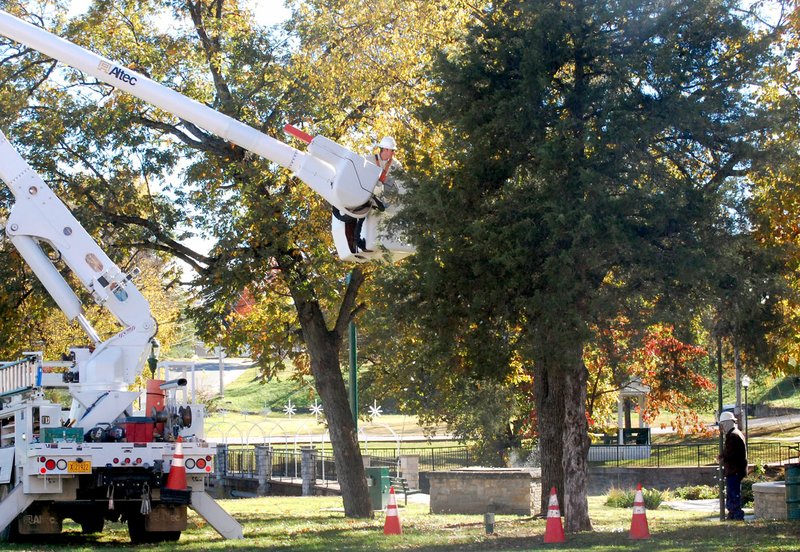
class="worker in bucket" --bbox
[371,136,402,204]
[333,136,401,252]
[717,411,748,520]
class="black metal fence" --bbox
[221,441,800,481]
[364,446,476,473]
[269,448,301,480]
[217,441,800,490]
[587,441,800,468]
[225,445,257,476]
[218,444,476,481]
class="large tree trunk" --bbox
[533,333,591,531]
[533,351,565,515]
[562,346,592,532]
[294,296,372,518]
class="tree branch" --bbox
[333,267,365,339]
[186,0,236,114]
[55,140,212,273]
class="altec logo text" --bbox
[97,61,138,85]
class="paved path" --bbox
[160,357,254,395]
[663,499,755,522]
[747,413,800,436]
[663,499,720,512]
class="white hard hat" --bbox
[718,411,736,423]
[378,136,397,150]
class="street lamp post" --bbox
[741,375,751,446]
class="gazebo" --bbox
[589,377,652,462]
[616,377,651,446]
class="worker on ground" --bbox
[718,411,747,520]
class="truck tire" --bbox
[127,512,180,544]
[80,517,104,534]
[127,512,149,544]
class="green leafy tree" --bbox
[374,0,793,531]
[0,0,481,518]
[748,2,800,372]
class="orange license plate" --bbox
[67,461,91,473]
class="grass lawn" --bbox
[8,496,800,551]
[217,367,316,413]
[205,366,452,443]
[204,412,454,445]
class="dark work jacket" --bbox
[722,427,747,477]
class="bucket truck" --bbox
[0,7,412,543]
[0,129,238,543]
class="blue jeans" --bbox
[726,474,745,520]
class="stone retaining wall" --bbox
[589,466,718,494]
[753,481,787,520]
[427,468,541,515]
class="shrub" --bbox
[742,466,773,507]
[673,485,718,500]
[605,487,635,508]
[643,488,668,509]
[605,487,667,510]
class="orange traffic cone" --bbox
[630,484,650,540]
[543,486,565,543]
[162,437,191,504]
[383,486,402,535]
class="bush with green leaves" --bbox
[604,487,667,510]
[673,485,718,500]
[742,465,774,506]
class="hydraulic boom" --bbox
[0,10,380,219]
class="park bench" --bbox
[389,476,420,505]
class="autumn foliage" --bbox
[586,324,713,437]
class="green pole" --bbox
[349,320,358,431]
[717,335,725,522]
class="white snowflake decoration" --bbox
[368,400,383,419]
[283,400,297,418]
[310,399,324,422]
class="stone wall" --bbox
[753,482,787,520]
[588,466,718,494]
[428,468,541,515]
[399,455,420,489]
[753,405,800,417]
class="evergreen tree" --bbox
[377,0,792,530]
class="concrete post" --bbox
[301,446,317,497]
[399,454,420,489]
[216,443,228,476]
[255,445,272,495]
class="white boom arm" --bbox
[0,10,381,219]
[0,130,155,428]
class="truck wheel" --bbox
[127,512,150,544]
[80,517,104,534]
[127,512,180,543]
[159,531,181,542]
